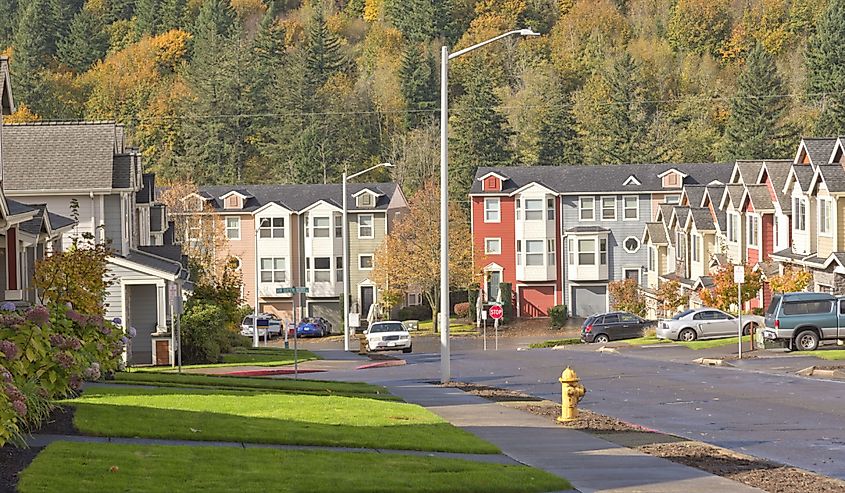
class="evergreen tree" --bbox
[12,0,55,113]
[58,7,108,72]
[245,7,287,154]
[135,0,162,36]
[806,0,845,135]
[192,0,236,55]
[723,44,794,160]
[303,3,344,91]
[385,0,455,43]
[159,0,187,31]
[50,0,83,45]
[449,65,513,201]
[537,79,582,165]
[0,0,17,48]
[398,43,436,129]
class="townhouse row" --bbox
[175,184,410,330]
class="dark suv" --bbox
[581,312,654,344]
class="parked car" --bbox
[364,321,412,353]
[240,314,282,338]
[312,317,333,335]
[580,312,655,344]
[656,308,763,342]
[763,292,843,351]
[296,318,328,338]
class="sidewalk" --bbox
[387,382,763,493]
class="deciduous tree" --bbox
[768,267,812,293]
[609,278,646,317]
[656,280,689,318]
[700,264,762,313]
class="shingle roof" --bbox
[195,183,401,213]
[792,165,815,192]
[658,204,675,227]
[704,184,725,208]
[672,206,690,227]
[688,208,715,231]
[565,226,610,233]
[736,161,763,184]
[816,164,845,193]
[47,211,75,230]
[18,204,75,235]
[0,56,12,115]
[3,122,127,191]
[644,222,667,244]
[801,138,836,166]
[724,185,745,207]
[122,249,187,279]
[470,163,733,195]
[761,160,793,212]
[745,185,774,211]
[6,199,36,217]
[682,185,706,207]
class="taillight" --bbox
[774,320,779,330]
[585,324,592,333]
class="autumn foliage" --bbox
[768,267,813,293]
[656,280,689,318]
[699,264,762,313]
[608,278,646,317]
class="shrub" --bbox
[499,283,514,323]
[180,302,228,364]
[454,302,470,318]
[467,287,479,322]
[397,304,431,321]
[549,305,569,329]
[608,279,646,317]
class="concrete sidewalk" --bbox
[388,383,763,493]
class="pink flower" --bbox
[83,363,101,381]
[99,325,112,336]
[56,352,74,369]
[69,375,82,390]
[4,383,23,402]
[0,366,11,383]
[49,334,67,348]
[25,306,50,325]
[12,399,26,416]
[0,340,19,361]
[67,310,85,324]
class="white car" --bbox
[656,308,764,342]
[240,314,282,338]
[365,321,412,353]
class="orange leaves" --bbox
[768,267,812,294]
[699,263,762,312]
[4,104,40,123]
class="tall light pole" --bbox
[440,28,540,384]
[343,162,394,351]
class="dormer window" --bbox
[478,172,507,192]
[658,169,687,189]
[358,193,373,207]
[225,195,243,209]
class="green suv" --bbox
[762,292,844,351]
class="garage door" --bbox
[519,286,556,317]
[308,301,341,334]
[571,286,607,318]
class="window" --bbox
[407,293,421,305]
[547,198,555,220]
[664,195,680,204]
[601,197,616,220]
[600,238,607,264]
[548,239,555,265]
[727,213,738,242]
[335,215,342,237]
[314,257,331,282]
[772,216,779,248]
[484,198,500,222]
[515,199,522,220]
[260,258,286,283]
[485,238,501,255]
[624,268,640,284]
[336,257,343,282]
[304,216,310,238]
[524,198,543,220]
[603,314,619,324]
[525,240,544,266]
[516,240,522,266]
[691,234,700,262]
[259,217,285,238]
[748,215,759,247]
[313,216,330,237]
[568,238,575,264]
[186,218,201,241]
[676,231,683,259]
[358,214,374,238]
[623,196,638,220]
[578,239,595,265]
[225,217,240,239]
[305,258,310,282]
[623,236,640,253]
[359,254,374,270]
[358,193,373,207]
[782,300,832,315]
[794,198,807,231]
[579,197,595,221]
[819,198,831,235]
[649,246,657,271]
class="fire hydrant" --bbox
[557,367,586,423]
[357,334,369,355]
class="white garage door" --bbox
[571,286,607,318]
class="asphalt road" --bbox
[304,336,845,481]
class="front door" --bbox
[486,271,501,301]
[360,286,375,321]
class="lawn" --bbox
[529,338,583,348]
[19,442,570,493]
[796,349,845,360]
[113,371,394,399]
[141,347,319,371]
[622,335,750,349]
[417,318,477,334]
[67,384,499,454]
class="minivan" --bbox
[762,292,844,351]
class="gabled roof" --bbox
[670,206,690,229]
[18,204,76,237]
[220,190,254,200]
[657,204,675,227]
[703,184,725,209]
[743,185,775,212]
[814,164,845,193]
[681,185,706,207]
[623,175,641,186]
[351,188,384,198]
[686,207,716,231]
[643,222,668,245]
[795,137,837,166]
[720,184,745,209]
[657,168,689,179]
[192,183,402,213]
[3,121,129,192]
[0,56,14,115]
[786,165,816,194]
[735,161,764,184]
[477,171,509,182]
[759,160,793,212]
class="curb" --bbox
[222,368,326,377]
[356,360,407,370]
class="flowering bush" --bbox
[0,304,126,447]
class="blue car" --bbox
[296,318,326,338]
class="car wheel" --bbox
[594,334,610,344]
[679,328,697,342]
[795,330,819,351]
[402,346,412,354]
[742,322,756,336]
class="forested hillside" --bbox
[1,0,843,198]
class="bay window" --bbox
[524,199,543,220]
[525,240,544,266]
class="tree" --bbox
[11,0,55,113]
[699,264,762,313]
[536,76,582,165]
[0,0,17,48]
[666,0,732,56]
[768,267,813,294]
[449,63,513,202]
[608,279,646,317]
[372,181,476,333]
[398,43,436,129]
[656,280,689,318]
[722,43,794,161]
[58,6,109,72]
[135,0,162,36]
[303,3,344,91]
[385,0,455,43]
[806,0,845,135]
[159,0,188,31]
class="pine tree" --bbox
[58,7,108,72]
[806,0,845,135]
[449,64,513,201]
[385,0,455,43]
[135,0,162,36]
[159,0,187,31]
[12,0,55,113]
[536,79,582,165]
[723,44,794,160]
[399,43,436,129]
[303,3,344,91]
[192,0,236,55]
[0,0,17,48]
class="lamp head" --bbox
[381,162,395,168]
[518,28,541,37]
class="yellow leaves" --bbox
[4,105,40,123]
[769,267,812,294]
[231,0,268,19]
[363,0,384,22]
[151,29,193,70]
[549,0,629,76]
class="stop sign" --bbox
[488,304,504,320]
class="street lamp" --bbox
[439,28,540,384]
[343,162,394,351]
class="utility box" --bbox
[151,333,173,366]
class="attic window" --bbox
[224,195,243,209]
[357,193,373,208]
[663,173,680,187]
[484,176,501,191]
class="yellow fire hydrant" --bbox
[557,367,586,423]
[357,334,369,355]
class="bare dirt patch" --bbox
[0,406,77,491]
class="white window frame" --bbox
[691,234,700,262]
[819,198,832,236]
[622,196,639,221]
[623,236,640,254]
[259,217,285,238]
[484,238,501,255]
[623,268,641,284]
[794,197,807,232]
[547,198,555,221]
[579,197,595,221]
[600,238,607,265]
[358,214,374,239]
[407,292,421,305]
[664,194,680,204]
[336,256,343,282]
[568,238,575,265]
[548,239,556,265]
[225,216,240,240]
[649,246,657,272]
[601,196,617,221]
[335,215,343,238]
[313,216,330,238]
[484,198,501,223]
[516,240,522,266]
[259,257,286,283]
[747,214,760,248]
[358,254,374,271]
[186,218,202,241]
[524,198,543,221]
[577,238,596,265]
[772,215,780,249]
[525,239,544,266]
[313,257,331,282]
[727,212,739,242]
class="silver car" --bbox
[656,308,763,342]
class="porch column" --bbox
[156,281,166,332]
[6,227,17,290]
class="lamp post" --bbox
[439,28,540,384]
[343,162,394,351]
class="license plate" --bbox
[388,342,397,347]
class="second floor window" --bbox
[358,214,374,238]
[548,239,555,265]
[748,215,759,248]
[335,215,342,237]
[484,198,500,222]
[691,234,700,262]
[260,258,286,283]
[225,217,240,239]
[819,199,831,235]
[485,238,501,254]
[186,218,202,241]
[525,240,544,266]
[314,257,331,282]
[547,198,555,220]
[313,217,330,237]
[259,217,284,238]
[623,196,638,220]
[601,197,616,220]
[579,197,595,221]
[794,198,807,232]
[649,246,657,271]
[359,255,374,270]
[578,239,595,265]
[727,213,738,242]
[524,199,543,220]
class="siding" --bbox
[762,214,774,259]
[225,215,256,306]
[103,193,122,249]
[349,211,387,299]
[103,262,161,321]
[472,196,516,285]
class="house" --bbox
[470,163,732,318]
[1,120,187,365]
[171,183,408,329]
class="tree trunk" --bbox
[424,288,438,334]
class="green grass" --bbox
[417,318,477,334]
[113,371,394,399]
[677,335,751,350]
[795,349,845,360]
[529,338,583,348]
[19,442,570,493]
[140,348,320,371]
[67,384,499,454]
[623,336,669,346]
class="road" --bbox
[301,335,845,480]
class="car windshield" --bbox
[672,309,695,320]
[765,296,780,316]
[369,322,405,333]
[243,317,269,327]
[581,316,595,328]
